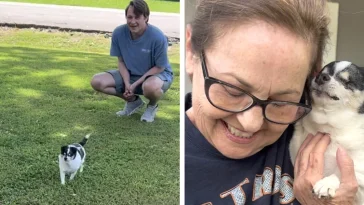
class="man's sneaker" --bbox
[141,104,159,122]
[116,96,144,116]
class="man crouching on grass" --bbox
[91,0,174,123]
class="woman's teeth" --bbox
[227,125,252,138]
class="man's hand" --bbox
[123,82,141,99]
[123,83,134,99]
[293,132,358,205]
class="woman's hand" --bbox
[293,132,358,205]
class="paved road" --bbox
[0,1,180,38]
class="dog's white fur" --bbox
[290,61,364,204]
[59,134,90,185]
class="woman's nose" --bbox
[236,106,264,133]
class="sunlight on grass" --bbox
[0,30,111,54]
[53,132,68,138]
[54,56,89,62]
[31,69,71,77]
[157,114,176,120]
[16,88,43,98]
[73,125,93,132]
[60,75,87,89]
[0,55,18,61]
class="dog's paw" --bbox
[313,175,340,198]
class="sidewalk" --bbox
[0,1,180,38]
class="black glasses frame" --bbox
[200,50,312,125]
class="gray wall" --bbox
[185,0,196,24]
[185,0,196,93]
[331,0,364,66]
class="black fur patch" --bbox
[69,147,78,160]
[79,137,88,147]
[78,148,85,159]
[339,64,364,91]
[326,61,337,76]
[357,65,364,91]
[360,102,364,114]
[61,146,68,155]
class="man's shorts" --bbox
[106,69,173,95]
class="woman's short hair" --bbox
[190,0,330,73]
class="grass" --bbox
[0,0,180,13]
[0,27,180,204]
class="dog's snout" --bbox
[315,73,330,85]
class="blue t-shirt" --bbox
[185,93,301,205]
[110,24,173,82]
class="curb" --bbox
[0,23,109,34]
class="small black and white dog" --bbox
[59,134,90,185]
[290,61,364,204]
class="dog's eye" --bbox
[340,77,354,86]
[344,81,356,91]
[345,81,354,86]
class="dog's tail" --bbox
[79,134,91,147]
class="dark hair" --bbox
[125,0,150,22]
[190,0,330,76]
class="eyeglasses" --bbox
[200,51,312,125]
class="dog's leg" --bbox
[59,156,66,185]
[313,169,341,198]
[69,170,78,181]
[60,170,66,185]
[313,174,340,198]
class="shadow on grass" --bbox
[0,46,180,204]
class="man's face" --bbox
[126,6,148,37]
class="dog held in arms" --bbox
[289,61,364,204]
[59,134,90,185]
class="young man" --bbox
[91,0,173,123]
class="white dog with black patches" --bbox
[59,134,90,185]
[290,61,364,204]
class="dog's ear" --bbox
[70,147,78,154]
[69,147,78,159]
[61,146,68,154]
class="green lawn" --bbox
[0,0,180,13]
[0,27,180,204]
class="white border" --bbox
[179,0,186,203]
